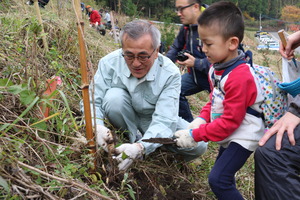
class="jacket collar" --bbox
[214,50,245,71]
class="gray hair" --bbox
[119,20,161,49]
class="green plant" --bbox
[123,0,138,17]
[1,0,287,199]
[120,173,136,200]
[160,18,177,51]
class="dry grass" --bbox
[0,0,286,199]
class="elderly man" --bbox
[88,20,207,171]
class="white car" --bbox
[257,41,279,51]
[259,35,272,43]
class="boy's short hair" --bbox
[197,1,244,43]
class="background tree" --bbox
[281,5,300,30]
[123,0,138,17]
[100,0,300,22]
[281,5,300,22]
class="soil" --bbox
[98,149,207,200]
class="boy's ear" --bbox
[228,36,240,51]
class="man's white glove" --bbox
[114,143,144,171]
[174,129,198,148]
[96,125,113,152]
[188,117,206,129]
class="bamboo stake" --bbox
[278,29,298,68]
[50,0,55,13]
[278,29,287,47]
[33,0,48,52]
[57,0,61,18]
[118,0,121,14]
[110,11,118,43]
[73,0,96,171]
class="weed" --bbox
[0,1,285,199]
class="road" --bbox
[269,32,300,55]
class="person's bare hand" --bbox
[279,31,300,59]
[259,112,300,150]
[279,41,295,60]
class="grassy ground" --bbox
[0,0,284,199]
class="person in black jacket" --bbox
[26,0,49,8]
[166,0,210,122]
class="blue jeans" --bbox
[209,142,252,200]
[179,70,210,122]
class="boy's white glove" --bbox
[174,129,198,148]
[96,125,113,152]
[114,143,144,171]
[188,117,206,129]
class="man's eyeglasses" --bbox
[122,49,156,63]
[175,3,195,13]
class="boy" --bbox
[174,2,264,199]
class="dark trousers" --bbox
[179,71,210,122]
[209,142,252,200]
[255,125,300,200]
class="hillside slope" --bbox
[0,1,283,199]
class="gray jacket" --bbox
[288,95,300,118]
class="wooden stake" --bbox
[118,0,121,14]
[73,0,96,171]
[278,29,287,47]
[278,29,298,68]
[33,0,48,52]
[110,11,118,43]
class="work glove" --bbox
[96,125,113,152]
[174,129,198,148]
[114,143,144,171]
[188,117,206,129]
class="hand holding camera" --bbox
[176,50,192,62]
[176,50,195,70]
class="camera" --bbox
[176,50,192,62]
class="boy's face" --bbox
[198,25,237,64]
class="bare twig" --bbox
[16,161,114,200]
[2,170,59,200]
